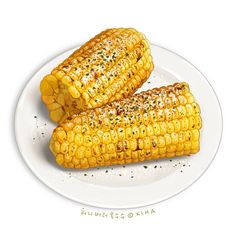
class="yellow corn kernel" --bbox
[139,125,146,138]
[132,126,139,139]
[103,132,111,144]
[67,131,75,143]
[173,119,181,132]
[192,141,199,150]
[181,117,189,130]
[74,133,83,146]
[83,135,92,147]
[56,130,67,143]
[56,154,64,165]
[176,143,184,151]
[164,134,172,146]
[159,147,167,155]
[195,116,202,129]
[146,124,154,136]
[125,127,132,140]
[143,137,151,149]
[184,141,192,151]
[80,158,89,168]
[64,153,73,163]
[92,145,101,156]
[157,136,165,148]
[53,141,61,153]
[153,123,161,135]
[167,121,174,133]
[72,157,80,166]
[75,146,85,159]
[88,157,97,166]
[192,129,199,141]
[117,128,125,140]
[62,75,72,87]
[69,143,77,156]
[61,141,69,154]
[132,155,139,162]
[171,132,179,144]
[110,130,118,143]
[68,86,80,98]
[130,139,137,150]
[107,143,116,154]
[167,145,176,153]
[84,147,92,158]
[159,122,167,135]
[152,148,159,157]
[138,139,144,150]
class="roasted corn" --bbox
[40,28,154,123]
[49,82,202,169]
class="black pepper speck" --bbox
[105,170,108,173]
[84,173,87,176]
[154,165,157,168]
[143,166,148,169]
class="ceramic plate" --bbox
[15,44,223,209]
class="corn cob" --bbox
[40,28,154,123]
[49,82,202,169]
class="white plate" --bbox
[15,44,223,209]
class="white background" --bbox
[0,0,235,235]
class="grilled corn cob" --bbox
[49,82,202,169]
[40,28,154,123]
